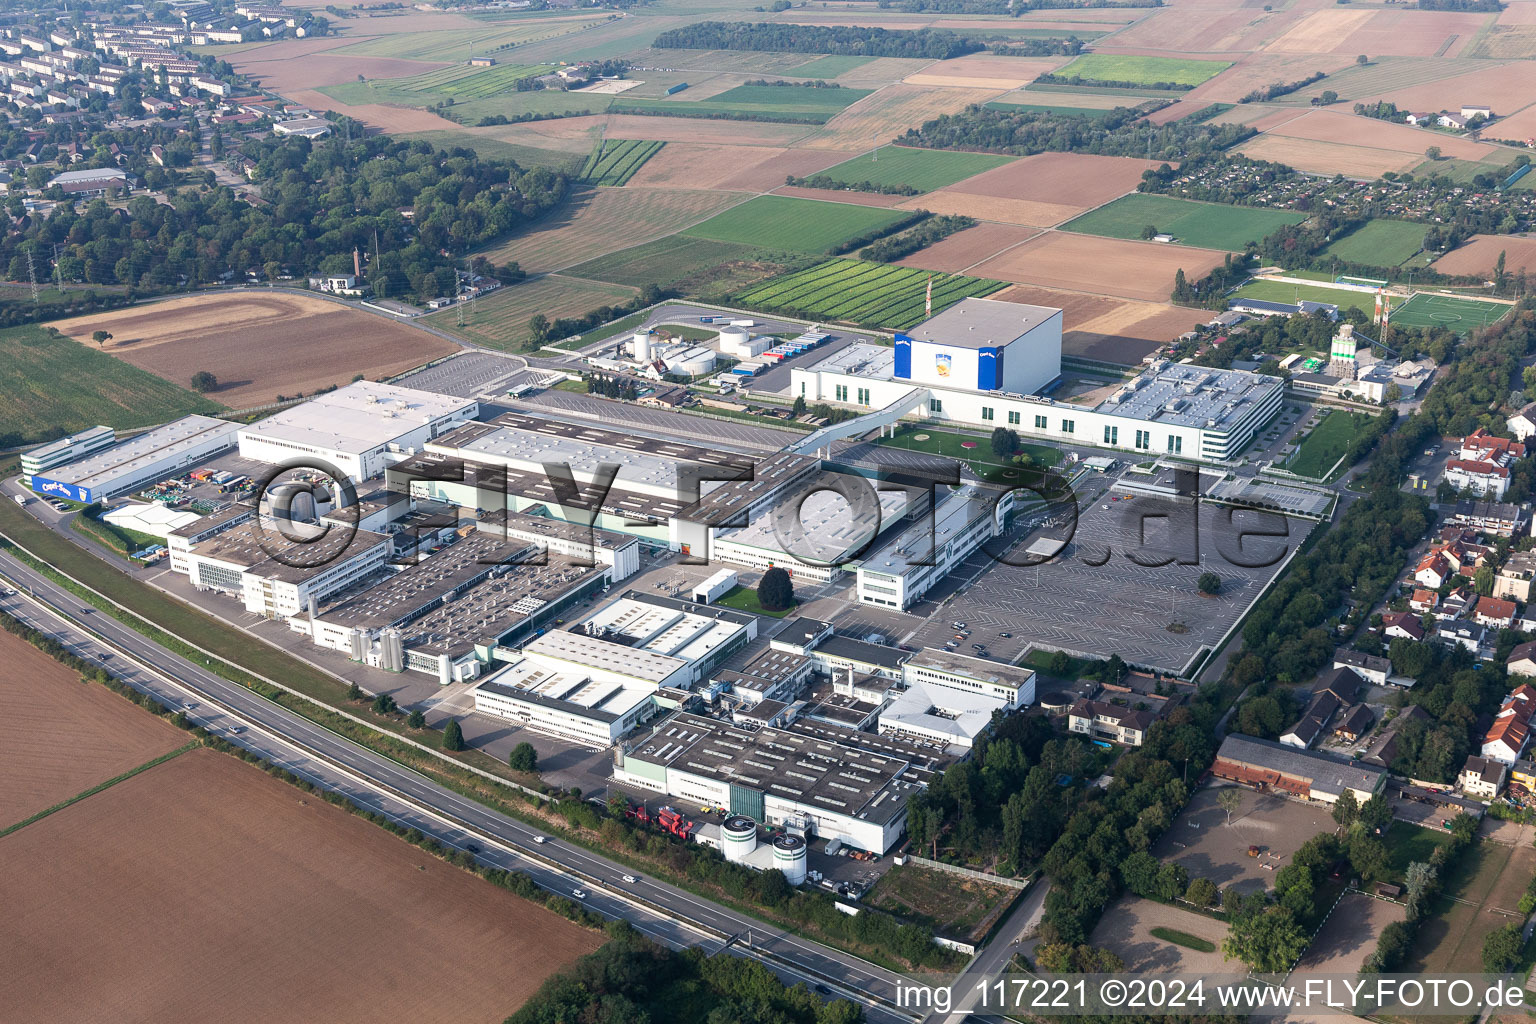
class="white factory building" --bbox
[791,298,1284,465]
[710,486,914,585]
[28,415,239,504]
[470,595,756,745]
[20,425,116,487]
[237,380,479,483]
[880,649,1036,749]
[855,485,999,611]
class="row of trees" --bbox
[900,103,1253,160]
[653,22,1028,59]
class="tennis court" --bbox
[1389,292,1509,330]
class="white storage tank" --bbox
[722,815,757,863]
[772,833,808,885]
[670,345,717,377]
[633,331,653,362]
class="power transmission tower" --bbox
[25,247,39,304]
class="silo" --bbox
[718,326,749,356]
[676,346,717,376]
[722,815,758,863]
[772,834,808,885]
[633,331,653,362]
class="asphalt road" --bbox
[0,554,923,1023]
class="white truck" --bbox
[728,319,755,328]
[12,494,28,506]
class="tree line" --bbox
[898,103,1253,160]
[651,22,1071,59]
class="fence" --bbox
[896,852,1031,890]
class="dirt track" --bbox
[52,293,457,408]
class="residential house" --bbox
[1439,586,1476,621]
[1383,610,1425,641]
[1482,685,1536,763]
[1445,459,1511,500]
[1507,640,1536,679]
[1460,428,1525,466]
[1406,112,1436,126]
[1449,501,1526,537]
[1475,596,1518,630]
[1415,551,1452,589]
[1282,689,1341,749]
[1410,588,1440,614]
[1363,705,1433,767]
[1438,112,1469,129]
[1507,401,1536,442]
[1441,620,1492,658]
[1334,704,1375,743]
[1067,699,1152,747]
[1496,550,1536,603]
[1334,649,1390,685]
[1459,755,1507,800]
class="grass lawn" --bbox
[813,146,1015,193]
[714,584,796,618]
[1321,220,1428,267]
[1025,648,1098,680]
[1051,53,1232,88]
[1390,291,1510,331]
[878,426,1062,483]
[865,864,1023,944]
[1062,194,1304,252]
[683,196,910,254]
[70,511,163,560]
[1385,820,1455,882]
[1231,278,1377,316]
[1150,926,1217,952]
[781,54,873,78]
[1287,410,1371,478]
[0,323,223,445]
[430,274,640,352]
[612,84,871,124]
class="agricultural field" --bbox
[732,258,1006,330]
[1389,292,1510,331]
[1050,54,1233,88]
[1432,233,1536,278]
[0,322,221,445]
[579,139,665,186]
[319,62,549,109]
[481,187,747,273]
[810,146,1015,193]
[331,13,612,61]
[989,283,1209,365]
[1287,410,1373,478]
[51,293,457,410]
[1321,219,1429,267]
[969,232,1227,303]
[567,236,762,289]
[1061,194,1305,251]
[0,747,601,1021]
[612,84,873,124]
[782,55,875,78]
[682,195,912,254]
[921,152,1162,228]
[430,273,639,351]
[0,630,185,829]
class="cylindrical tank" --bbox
[633,331,653,362]
[722,815,757,863]
[772,834,807,885]
[676,348,716,376]
[718,327,748,353]
[265,481,317,522]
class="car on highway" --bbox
[815,985,832,995]
[229,725,244,734]
[182,701,196,710]
[533,835,547,844]
[622,874,637,884]
[571,888,587,899]
[465,842,481,854]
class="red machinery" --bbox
[657,805,697,840]
[624,802,651,824]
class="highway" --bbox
[0,553,926,1023]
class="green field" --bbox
[1062,194,1305,251]
[813,146,1015,192]
[1389,292,1510,331]
[1050,53,1232,88]
[876,424,1061,483]
[1385,821,1456,883]
[1287,410,1372,478]
[429,273,639,351]
[397,130,585,172]
[566,235,762,288]
[611,84,871,124]
[0,324,222,446]
[1231,278,1376,316]
[780,55,874,78]
[1149,927,1217,953]
[332,16,607,61]
[1321,220,1429,267]
[733,258,1006,330]
[984,101,1118,119]
[578,139,664,186]
[683,196,910,254]
[384,62,549,99]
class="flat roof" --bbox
[24,425,114,462]
[906,296,1059,350]
[905,647,1035,691]
[239,381,475,456]
[397,560,599,659]
[477,506,634,552]
[1095,362,1283,431]
[524,630,686,684]
[858,486,991,580]
[715,485,910,565]
[476,662,652,725]
[815,634,908,670]
[807,342,896,380]
[40,415,237,490]
[316,532,534,630]
[630,711,923,826]
[189,517,390,584]
[881,678,1006,744]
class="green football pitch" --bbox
[1388,292,1510,330]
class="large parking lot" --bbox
[393,350,529,398]
[910,480,1311,674]
[1152,785,1336,897]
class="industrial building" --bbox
[791,297,1284,465]
[28,415,240,503]
[855,485,998,610]
[474,507,641,582]
[614,710,930,853]
[469,594,756,744]
[20,425,115,487]
[237,380,479,482]
[709,486,915,585]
